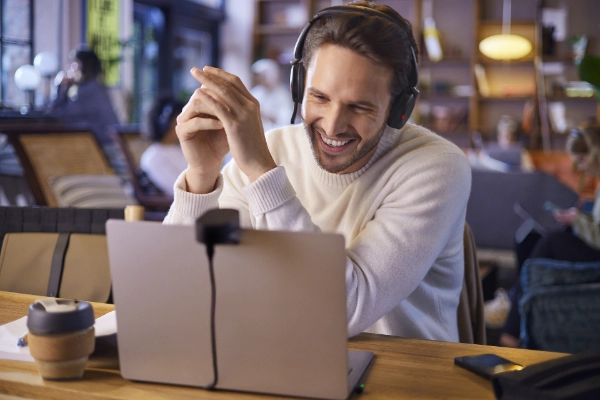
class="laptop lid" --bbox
[106,220,372,399]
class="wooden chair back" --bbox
[457,223,486,345]
[5,130,113,206]
[109,126,173,211]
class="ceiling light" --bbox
[479,0,532,60]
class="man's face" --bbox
[301,44,393,174]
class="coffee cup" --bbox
[26,298,95,380]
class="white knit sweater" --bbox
[165,123,472,341]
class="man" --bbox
[48,47,124,174]
[166,1,471,341]
[49,48,119,147]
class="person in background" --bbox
[250,58,294,132]
[468,116,534,173]
[140,96,186,197]
[48,47,120,152]
[497,121,600,348]
[167,1,471,341]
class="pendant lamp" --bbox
[479,0,532,60]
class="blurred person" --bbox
[250,58,294,132]
[48,47,123,173]
[140,96,186,197]
[49,47,120,146]
[141,96,232,196]
[467,117,534,173]
[498,122,600,348]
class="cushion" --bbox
[49,174,137,208]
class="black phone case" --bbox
[454,354,521,381]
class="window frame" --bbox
[0,0,34,106]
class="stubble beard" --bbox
[302,120,386,174]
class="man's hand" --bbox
[553,207,578,226]
[189,66,277,183]
[176,70,229,194]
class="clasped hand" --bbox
[176,66,277,194]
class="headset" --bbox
[151,98,184,142]
[289,5,419,130]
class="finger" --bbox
[191,67,247,109]
[175,115,223,141]
[193,86,235,124]
[177,90,220,124]
[203,66,256,103]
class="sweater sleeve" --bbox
[163,171,224,225]
[572,188,600,250]
[237,152,472,337]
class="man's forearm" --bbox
[185,167,221,194]
[163,171,223,225]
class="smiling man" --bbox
[166,1,471,342]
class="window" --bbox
[131,0,224,124]
[132,3,165,124]
[0,0,33,108]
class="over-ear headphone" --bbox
[290,5,419,130]
[151,97,184,142]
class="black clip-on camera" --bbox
[195,208,241,390]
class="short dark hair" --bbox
[147,95,185,142]
[302,0,418,99]
[74,49,103,79]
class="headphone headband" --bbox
[289,5,419,129]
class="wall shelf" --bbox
[252,0,599,150]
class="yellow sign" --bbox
[87,0,120,86]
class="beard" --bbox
[302,120,386,174]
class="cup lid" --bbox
[27,298,94,334]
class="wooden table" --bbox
[0,291,566,399]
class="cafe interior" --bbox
[0,0,599,398]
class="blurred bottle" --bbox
[423,17,443,62]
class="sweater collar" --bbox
[308,125,399,187]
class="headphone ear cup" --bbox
[293,64,305,104]
[290,63,300,103]
[290,63,306,104]
[386,91,416,130]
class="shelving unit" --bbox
[252,0,599,150]
[536,1,599,150]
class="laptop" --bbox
[106,220,374,399]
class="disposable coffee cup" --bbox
[27,298,95,380]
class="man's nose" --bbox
[321,104,349,136]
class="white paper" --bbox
[94,310,117,337]
[542,8,567,41]
[0,311,118,363]
[0,316,34,362]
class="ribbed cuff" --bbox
[241,166,296,215]
[172,170,223,217]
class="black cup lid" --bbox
[27,299,94,334]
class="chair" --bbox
[519,258,600,353]
[109,125,173,212]
[0,206,125,303]
[5,129,115,206]
[457,223,486,344]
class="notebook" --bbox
[106,220,374,399]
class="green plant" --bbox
[578,54,600,101]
